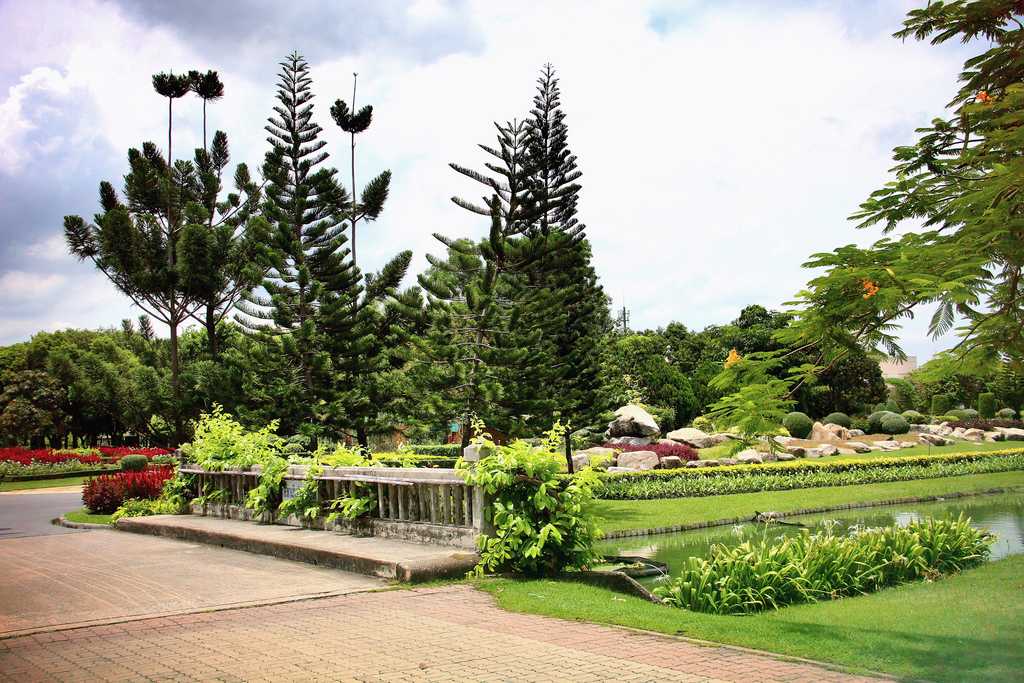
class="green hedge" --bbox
[931,394,954,416]
[978,392,996,419]
[597,449,1024,500]
[401,444,462,457]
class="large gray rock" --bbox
[606,466,638,474]
[784,445,806,457]
[984,431,1005,442]
[848,429,865,437]
[607,404,661,438]
[576,446,617,459]
[919,433,951,446]
[736,450,764,465]
[776,452,796,461]
[616,450,660,471]
[606,436,652,447]
[961,428,986,442]
[660,456,684,469]
[843,441,873,453]
[708,433,737,446]
[873,440,902,451]
[996,427,1024,441]
[810,421,851,443]
[718,458,739,466]
[666,427,714,449]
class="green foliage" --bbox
[326,485,377,522]
[183,405,283,470]
[597,450,1024,500]
[997,408,1017,419]
[402,444,462,458]
[119,454,148,471]
[707,381,794,455]
[277,463,323,521]
[782,412,813,439]
[822,412,851,428]
[457,432,603,577]
[949,408,980,421]
[868,410,898,434]
[901,410,926,423]
[977,392,996,419]
[111,497,180,521]
[931,394,955,416]
[691,415,716,433]
[598,334,697,430]
[879,413,910,435]
[655,515,991,614]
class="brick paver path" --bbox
[0,585,882,682]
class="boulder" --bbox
[836,447,856,455]
[899,442,916,449]
[784,445,806,457]
[718,458,739,466]
[685,460,701,468]
[810,421,851,443]
[984,431,1005,442]
[919,433,951,446]
[996,427,1024,441]
[961,428,986,442]
[843,441,873,454]
[818,444,839,456]
[873,440,902,451]
[699,459,721,467]
[576,446,617,460]
[776,452,796,461]
[660,456,684,469]
[606,436,652,447]
[666,427,714,449]
[805,448,823,459]
[708,433,737,446]
[848,428,865,437]
[616,450,660,471]
[736,450,764,465]
[606,466,637,474]
[607,404,660,438]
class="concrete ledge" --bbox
[115,514,478,582]
[54,515,110,530]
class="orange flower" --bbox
[724,348,741,368]
[976,91,992,103]
[862,279,879,299]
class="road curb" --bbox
[53,515,110,530]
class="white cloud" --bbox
[24,234,70,261]
[0,271,66,298]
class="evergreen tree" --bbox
[188,69,224,150]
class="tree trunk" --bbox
[356,425,368,448]
[205,301,218,359]
[169,321,183,446]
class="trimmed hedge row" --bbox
[597,449,1024,500]
[401,444,462,457]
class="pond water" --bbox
[597,492,1024,585]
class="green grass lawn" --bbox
[480,554,1024,682]
[0,476,88,492]
[63,507,113,525]
[595,470,1024,533]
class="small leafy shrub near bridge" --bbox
[598,449,1024,499]
[656,515,992,614]
[82,467,175,514]
[458,425,603,577]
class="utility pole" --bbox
[616,305,630,334]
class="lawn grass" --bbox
[595,470,1024,532]
[63,507,113,525]
[0,476,88,492]
[480,554,1024,682]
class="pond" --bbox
[597,492,1024,585]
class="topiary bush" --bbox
[691,415,715,433]
[933,414,961,423]
[822,412,851,428]
[948,408,980,421]
[879,413,910,435]
[978,392,996,419]
[901,410,926,423]
[119,454,149,471]
[782,412,814,439]
[997,408,1018,419]
[931,394,954,416]
[867,410,898,434]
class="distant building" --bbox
[879,356,918,379]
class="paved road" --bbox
[0,585,882,682]
[0,490,84,539]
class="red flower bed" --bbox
[0,447,101,466]
[604,441,699,462]
[82,467,174,514]
[97,446,172,461]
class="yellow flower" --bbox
[862,279,879,299]
[724,348,741,368]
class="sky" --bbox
[0,0,977,362]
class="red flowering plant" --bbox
[82,467,174,514]
[603,441,698,462]
[0,447,101,466]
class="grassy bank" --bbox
[697,440,1008,460]
[595,470,1024,533]
[0,476,88,492]
[63,507,113,525]
[481,554,1024,682]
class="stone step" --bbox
[116,515,478,582]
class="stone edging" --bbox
[601,485,1023,539]
[53,515,111,530]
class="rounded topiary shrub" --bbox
[934,414,960,423]
[948,408,980,421]
[867,410,898,434]
[879,413,910,435]
[901,410,926,423]
[119,454,149,471]
[782,412,813,439]
[997,408,1018,419]
[977,392,996,419]
[823,412,851,428]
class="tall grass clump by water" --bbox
[655,515,992,615]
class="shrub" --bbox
[948,418,1024,431]
[874,400,900,414]
[879,413,910,435]
[901,410,926,423]
[111,497,180,521]
[867,410,898,434]
[949,408,980,420]
[822,412,851,428]
[931,394,954,416]
[402,443,462,458]
[850,417,870,433]
[597,449,1024,500]
[978,392,996,419]
[604,441,698,462]
[119,454,148,471]
[655,515,991,614]
[82,467,174,514]
[933,414,961,423]
[997,408,1018,419]
[457,436,603,577]
[691,415,716,433]
[782,412,813,439]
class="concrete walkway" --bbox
[0,585,882,682]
